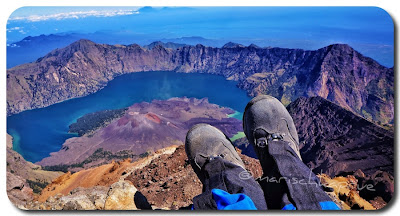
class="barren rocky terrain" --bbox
[9,145,387,210]
[287,96,394,177]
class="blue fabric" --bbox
[282,204,296,210]
[282,201,340,210]
[193,188,340,211]
[319,201,341,210]
[211,189,257,210]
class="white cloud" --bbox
[7,26,22,32]
[9,9,139,22]
[7,43,19,48]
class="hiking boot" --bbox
[243,95,302,165]
[185,123,246,183]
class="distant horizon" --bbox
[8,35,393,70]
[7,6,394,67]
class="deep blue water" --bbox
[7,71,251,163]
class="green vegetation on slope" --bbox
[230,131,246,142]
[69,108,127,136]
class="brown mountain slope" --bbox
[286,96,394,177]
[6,134,63,194]
[7,172,34,209]
[37,145,178,203]
[7,40,393,124]
[35,145,263,210]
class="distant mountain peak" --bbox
[144,41,186,50]
[222,42,245,48]
[327,44,356,54]
[248,44,260,49]
[180,36,206,40]
[21,36,33,41]
[64,39,96,50]
[146,41,163,47]
[138,6,156,13]
[328,43,352,49]
[64,39,97,52]
[72,39,95,46]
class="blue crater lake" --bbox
[7,71,251,163]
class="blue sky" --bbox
[7,6,394,67]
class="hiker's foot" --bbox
[243,95,302,168]
[185,123,245,183]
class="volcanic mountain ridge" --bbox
[7,40,394,125]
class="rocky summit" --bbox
[17,145,384,210]
[7,40,393,125]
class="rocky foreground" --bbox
[7,40,393,125]
[6,134,63,208]
[9,145,388,210]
